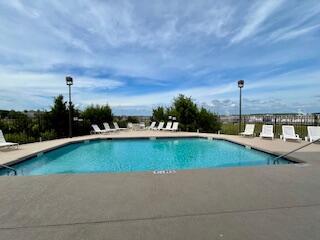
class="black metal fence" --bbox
[245,114,319,138]
[220,114,320,138]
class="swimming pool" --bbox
[0,138,291,176]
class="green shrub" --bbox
[4,133,36,144]
[221,123,239,135]
[127,116,139,123]
[40,130,57,141]
[152,94,221,132]
[82,104,113,125]
[198,108,221,133]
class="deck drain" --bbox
[153,170,176,174]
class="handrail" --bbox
[271,138,320,163]
[0,164,17,176]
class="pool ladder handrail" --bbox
[0,164,17,176]
[271,138,320,163]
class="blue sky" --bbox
[0,0,319,115]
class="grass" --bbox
[221,123,309,139]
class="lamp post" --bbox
[238,80,244,133]
[66,76,73,138]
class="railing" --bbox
[0,164,17,176]
[221,114,320,138]
[270,138,320,164]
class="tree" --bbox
[7,111,30,133]
[152,106,167,122]
[172,94,198,131]
[197,107,221,133]
[82,104,113,125]
[151,94,221,133]
[50,95,69,138]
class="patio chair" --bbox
[163,122,173,131]
[91,124,109,134]
[259,125,274,139]
[168,122,179,131]
[240,124,255,137]
[156,122,165,130]
[307,126,320,142]
[148,122,156,130]
[113,122,127,130]
[139,122,146,130]
[0,130,19,149]
[103,123,117,132]
[281,125,301,142]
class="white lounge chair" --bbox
[260,125,274,139]
[307,126,320,142]
[148,122,156,130]
[281,125,301,142]
[103,123,117,132]
[139,122,146,129]
[91,124,109,134]
[168,122,179,131]
[0,130,19,149]
[163,122,173,131]
[113,122,127,130]
[156,122,165,130]
[240,124,255,137]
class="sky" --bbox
[0,0,319,115]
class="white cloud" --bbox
[270,24,320,42]
[231,0,285,43]
[0,70,124,90]
[0,69,125,110]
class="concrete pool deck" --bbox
[0,131,320,239]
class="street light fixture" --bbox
[66,76,73,138]
[238,80,244,133]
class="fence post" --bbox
[274,115,277,138]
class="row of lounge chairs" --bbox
[91,122,127,134]
[240,124,320,142]
[148,121,179,131]
[92,121,179,134]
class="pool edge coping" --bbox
[0,134,303,174]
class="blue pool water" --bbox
[0,138,291,176]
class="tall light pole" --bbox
[238,80,244,133]
[66,76,73,138]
